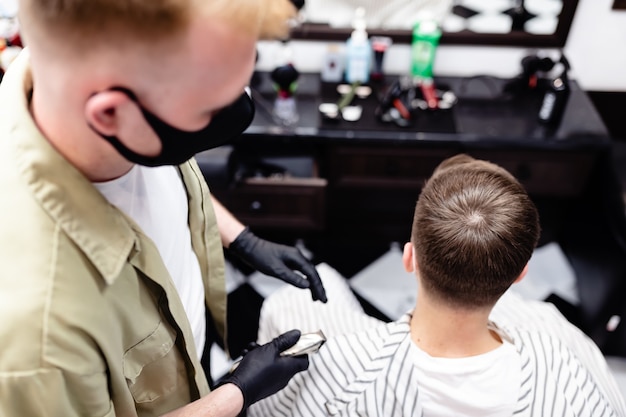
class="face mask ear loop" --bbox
[108,86,140,101]
[86,86,164,167]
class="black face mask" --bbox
[90,87,255,167]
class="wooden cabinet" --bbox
[324,146,456,240]
[329,146,458,189]
[211,176,327,231]
[328,145,594,197]
[467,149,595,198]
[314,144,597,241]
[210,144,601,242]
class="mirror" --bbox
[291,0,580,47]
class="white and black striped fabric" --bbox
[249,264,626,416]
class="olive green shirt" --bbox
[0,49,228,416]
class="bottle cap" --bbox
[351,7,368,39]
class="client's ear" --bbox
[402,242,414,273]
[514,264,530,284]
[84,90,132,136]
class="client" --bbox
[248,154,626,416]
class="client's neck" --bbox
[409,292,501,358]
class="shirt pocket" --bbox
[123,320,189,405]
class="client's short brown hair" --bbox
[412,154,540,309]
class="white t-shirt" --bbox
[94,165,206,358]
[409,336,521,417]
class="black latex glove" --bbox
[228,227,328,303]
[239,341,261,357]
[220,329,309,411]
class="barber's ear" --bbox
[84,90,132,136]
[514,264,530,284]
[402,242,415,273]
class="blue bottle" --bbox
[345,8,372,84]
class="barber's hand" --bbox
[228,227,327,302]
[220,329,309,411]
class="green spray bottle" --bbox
[410,17,442,80]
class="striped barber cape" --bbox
[248,264,626,417]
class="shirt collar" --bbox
[0,48,137,285]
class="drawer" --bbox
[329,146,595,198]
[467,149,595,197]
[216,177,327,230]
[329,146,458,189]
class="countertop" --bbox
[242,72,611,151]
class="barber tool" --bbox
[229,330,327,373]
[280,330,327,356]
[270,61,300,126]
[504,53,557,94]
[417,77,439,110]
[538,54,570,128]
[376,76,457,127]
[411,86,457,111]
[318,82,370,122]
[337,83,372,100]
[375,76,414,127]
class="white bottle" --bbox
[321,44,345,83]
[344,8,371,84]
